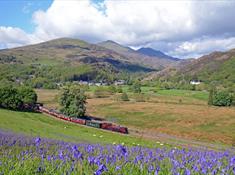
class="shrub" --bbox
[121,93,129,101]
[108,85,117,93]
[212,90,233,106]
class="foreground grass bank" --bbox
[0,109,159,147]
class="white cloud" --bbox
[1,0,235,58]
[170,37,235,58]
[0,26,41,49]
[32,0,194,45]
[33,0,109,42]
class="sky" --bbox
[1,0,235,59]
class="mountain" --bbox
[98,40,179,70]
[137,47,179,61]
[148,48,235,89]
[0,38,156,87]
[0,38,155,72]
[98,40,133,53]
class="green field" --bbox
[0,109,162,148]
[87,85,209,101]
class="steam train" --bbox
[37,105,128,134]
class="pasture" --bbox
[36,87,235,146]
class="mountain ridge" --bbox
[137,47,179,61]
[98,40,179,69]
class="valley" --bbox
[1,1,235,174]
[36,87,235,147]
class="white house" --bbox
[190,80,201,85]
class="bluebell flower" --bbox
[94,164,108,175]
[35,137,41,146]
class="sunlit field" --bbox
[36,87,235,147]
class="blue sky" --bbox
[0,0,235,58]
[0,0,53,33]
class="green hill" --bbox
[149,49,235,90]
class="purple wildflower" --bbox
[35,137,41,146]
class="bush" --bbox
[108,85,116,93]
[121,93,129,101]
[212,90,233,106]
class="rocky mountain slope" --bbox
[98,40,179,70]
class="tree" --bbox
[18,86,37,106]
[59,85,86,117]
[212,90,233,106]
[0,86,38,110]
[0,87,23,110]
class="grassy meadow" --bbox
[36,87,235,147]
[0,108,161,148]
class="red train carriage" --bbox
[70,118,86,125]
[37,105,128,134]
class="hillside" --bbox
[0,38,157,87]
[0,109,156,146]
[137,47,179,61]
[0,38,153,71]
[98,40,179,69]
[149,48,235,89]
